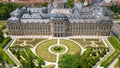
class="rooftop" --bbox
[8,1,114,24]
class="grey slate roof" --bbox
[8,2,114,24]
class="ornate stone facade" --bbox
[7,1,114,37]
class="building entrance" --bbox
[54,33,64,37]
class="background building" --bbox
[0,0,51,5]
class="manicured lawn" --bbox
[71,39,92,48]
[101,51,118,67]
[101,37,120,68]
[114,57,120,68]
[60,39,81,55]
[19,38,33,41]
[26,38,46,46]
[13,39,24,45]
[0,65,5,68]
[94,41,105,47]
[94,42,104,45]
[72,38,105,48]
[13,38,46,47]
[43,64,55,68]
[85,38,100,41]
[36,39,57,62]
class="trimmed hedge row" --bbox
[25,48,44,62]
[1,37,12,48]
[101,37,120,67]
[101,51,118,68]
[0,37,14,64]
[0,25,6,30]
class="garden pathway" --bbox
[93,37,115,68]
[4,39,21,67]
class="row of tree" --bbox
[0,2,24,20]
[107,5,120,18]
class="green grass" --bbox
[26,38,46,46]
[72,38,105,48]
[13,38,46,47]
[94,41,105,47]
[114,57,120,68]
[60,39,81,55]
[101,37,120,68]
[26,48,36,57]
[101,51,118,67]
[85,38,100,41]
[36,39,57,62]
[0,37,14,65]
[20,50,29,61]
[25,48,43,61]
[0,65,5,68]
[42,64,55,68]
[13,39,24,45]
[71,39,92,48]
[19,38,33,41]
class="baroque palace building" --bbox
[7,0,114,37]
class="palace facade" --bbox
[7,1,114,37]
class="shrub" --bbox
[0,37,11,48]
[92,51,97,56]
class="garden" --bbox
[101,37,120,68]
[8,37,110,68]
[71,38,106,48]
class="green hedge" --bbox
[26,48,44,62]
[101,37,120,67]
[108,37,120,50]
[1,37,11,48]
[0,37,14,64]
[0,25,6,30]
[101,51,118,68]
[0,22,6,30]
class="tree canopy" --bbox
[39,2,48,7]
[0,3,24,20]
[66,0,74,8]
[58,48,104,68]
[108,5,120,15]
[59,54,79,68]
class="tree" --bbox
[59,54,79,68]
[39,2,48,7]
[5,3,17,12]
[38,59,44,68]
[66,0,74,8]
[92,51,97,56]
[0,3,4,7]
[0,6,9,20]
[80,0,85,3]
[0,2,24,20]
